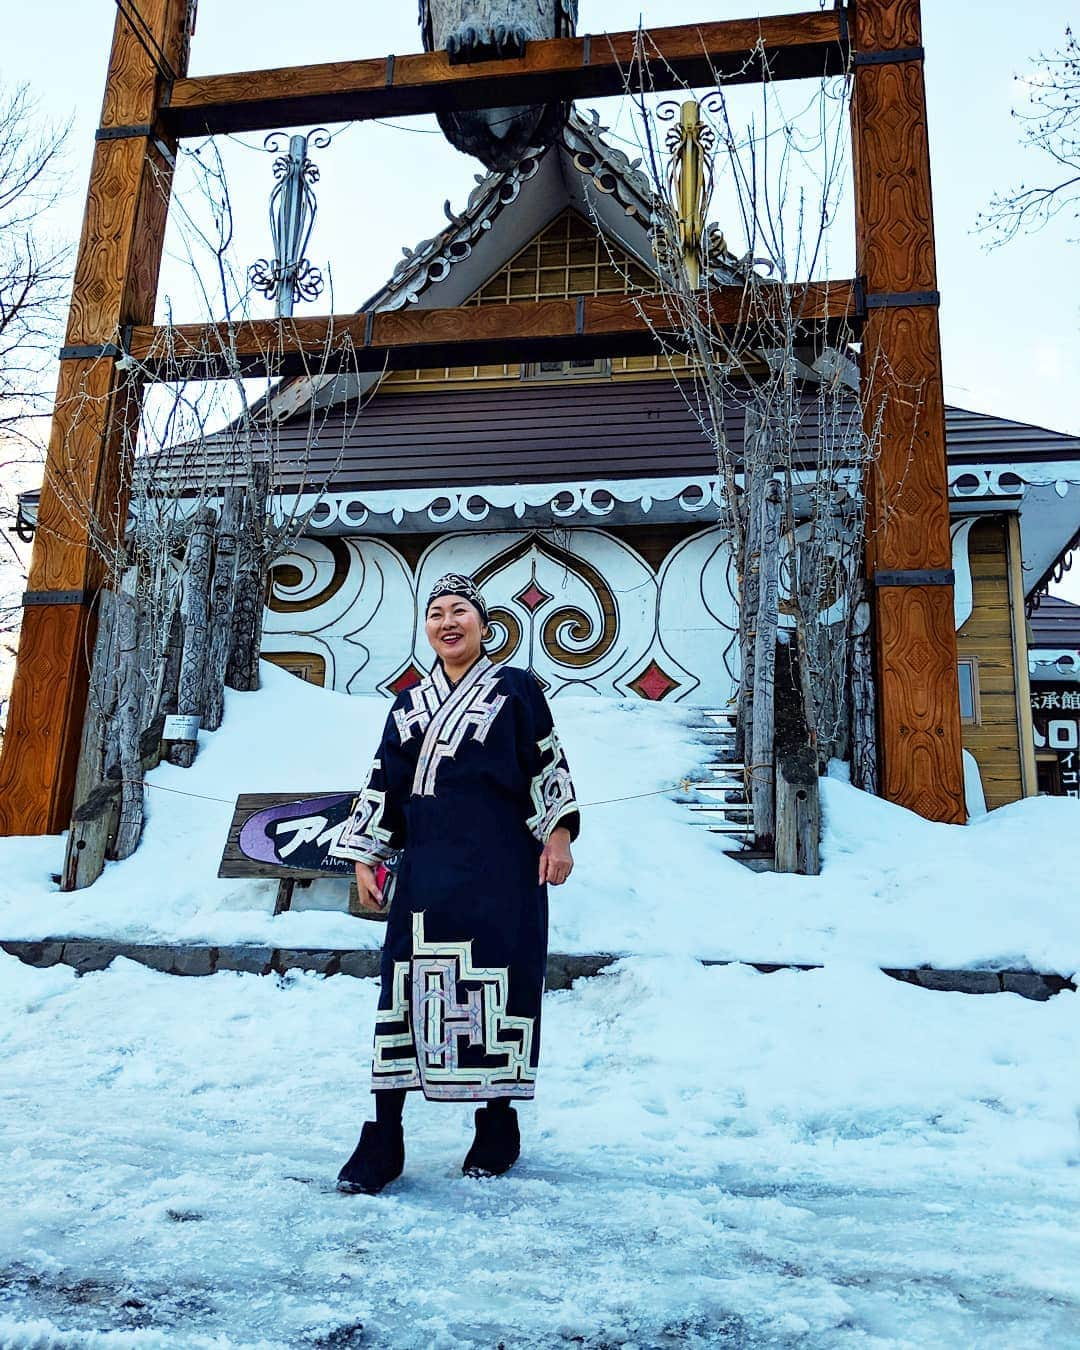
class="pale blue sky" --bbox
[8,1,1078,433]
[6,2,1080,607]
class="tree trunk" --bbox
[750,477,782,848]
[168,505,216,768]
[850,590,878,795]
[227,465,269,693]
[203,488,243,732]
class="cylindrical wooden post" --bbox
[0,1,190,836]
[850,0,965,823]
[750,478,782,848]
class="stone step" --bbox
[2,940,1071,999]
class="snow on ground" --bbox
[1,952,1078,1348]
[0,661,1078,972]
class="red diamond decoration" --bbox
[388,663,424,694]
[515,580,553,614]
[629,660,680,702]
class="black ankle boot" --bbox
[337,1120,405,1194]
[462,1104,520,1178]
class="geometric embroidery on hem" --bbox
[369,912,536,1101]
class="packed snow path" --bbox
[3,956,1079,1348]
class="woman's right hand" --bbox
[354,861,386,913]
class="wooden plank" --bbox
[127,283,859,378]
[161,11,848,137]
[0,0,190,837]
[850,0,964,823]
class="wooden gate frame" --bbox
[0,0,966,834]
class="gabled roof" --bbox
[1030,595,1080,648]
[267,107,743,421]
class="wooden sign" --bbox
[218,792,358,879]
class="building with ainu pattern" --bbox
[26,112,1078,811]
[253,111,1079,811]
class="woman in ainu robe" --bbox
[330,573,579,1193]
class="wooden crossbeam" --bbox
[160,11,848,137]
[126,284,860,378]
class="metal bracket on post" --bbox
[22,589,93,608]
[873,570,955,588]
[865,290,940,310]
[852,47,924,67]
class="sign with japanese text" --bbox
[1031,685,1080,798]
[218,792,357,878]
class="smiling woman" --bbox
[328,571,579,1194]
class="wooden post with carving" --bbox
[850,0,966,823]
[0,1,190,835]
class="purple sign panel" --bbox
[237,793,357,874]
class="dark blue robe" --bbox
[331,657,579,1101]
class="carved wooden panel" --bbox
[875,586,966,823]
[0,605,94,835]
[851,62,937,292]
[862,306,951,571]
[852,0,921,52]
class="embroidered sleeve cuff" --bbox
[547,808,580,843]
[327,835,398,866]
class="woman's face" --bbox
[425,595,484,670]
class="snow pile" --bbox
[0,660,1078,972]
[1,953,1078,1346]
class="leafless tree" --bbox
[594,39,888,863]
[0,82,71,742]
[52,137,375,882]
[0,82,70,440]
[980,27,1080,243]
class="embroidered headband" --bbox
[426,573,489,625]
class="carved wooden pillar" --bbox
[850,0,966,823]
[0,1,190,835]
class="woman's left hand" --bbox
[539,826,574,886]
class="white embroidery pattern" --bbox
[372,961,422,1091]
[412,658,506,798]
[526,728,578,843]
[410,911,536,1100]
[329,762,398,864]
[393,677,441,744]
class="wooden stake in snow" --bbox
[227,465,269,694]
[774,639,821,875]
[203,488,242,732]
[750,477,782,848]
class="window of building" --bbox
[958,657,981,725]
[522,357,612,380]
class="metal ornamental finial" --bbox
[249,128,330,317]
[659,100,718,290]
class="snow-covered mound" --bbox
[0,661,1077,973]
